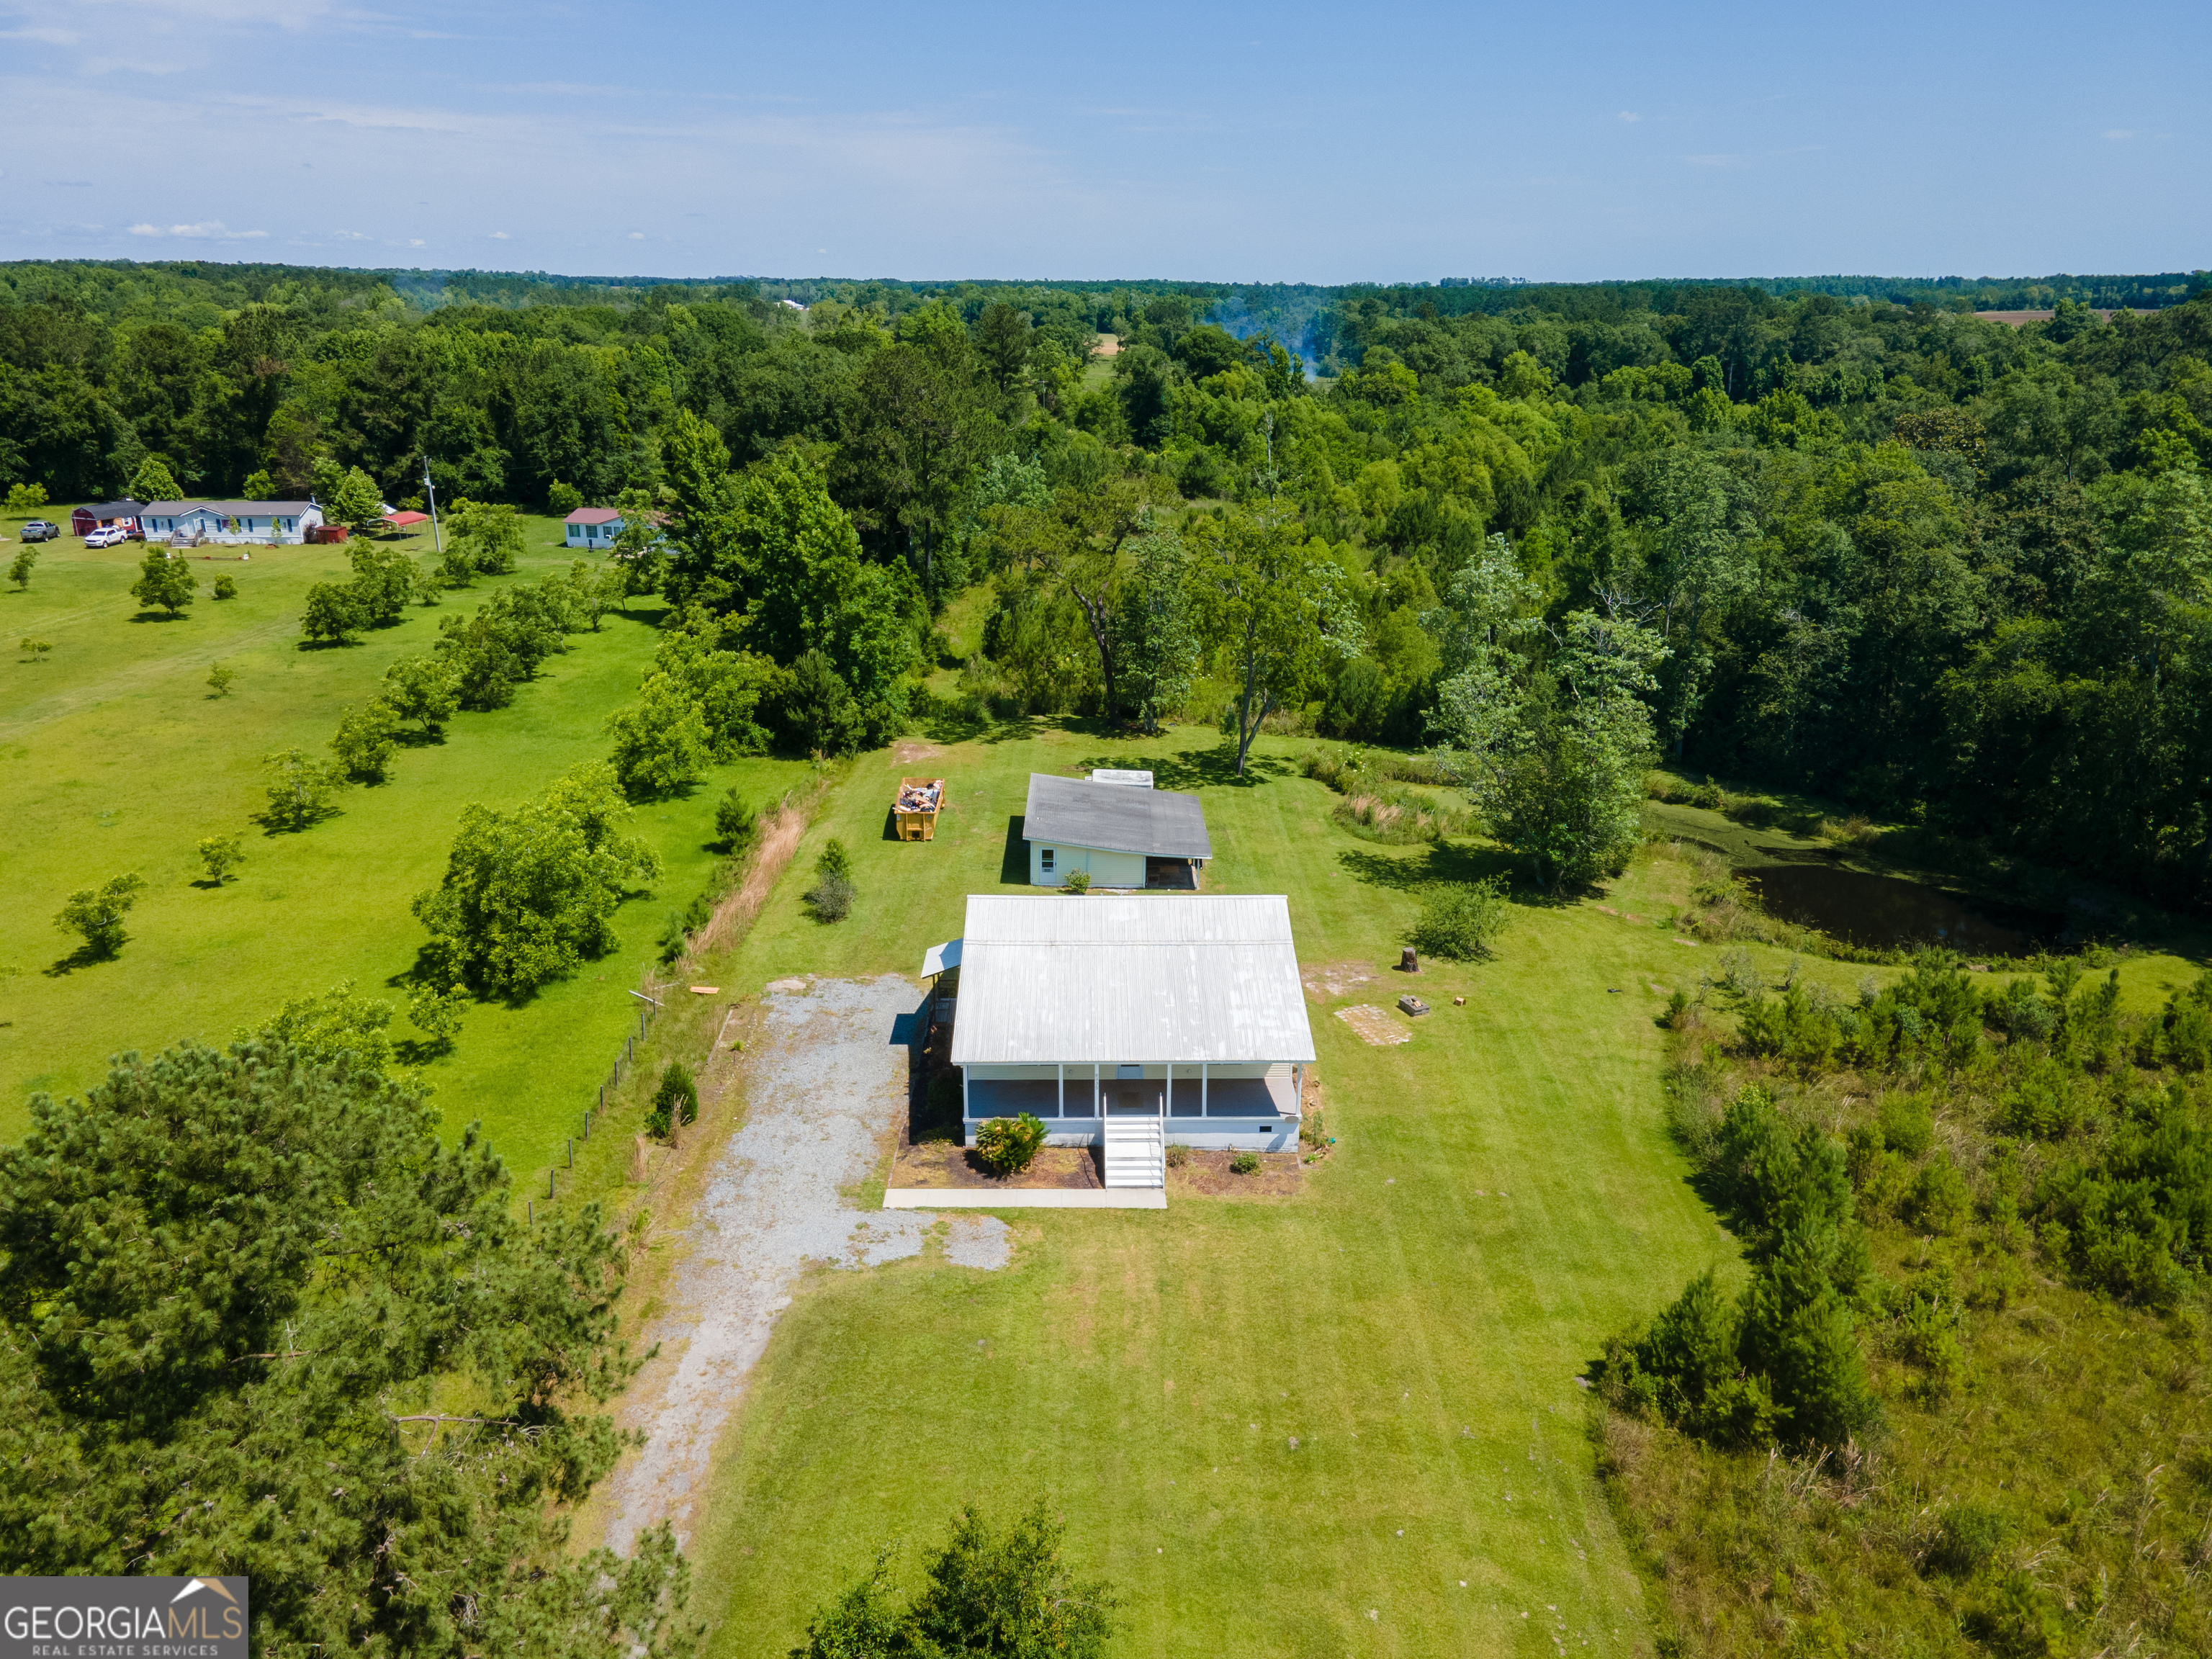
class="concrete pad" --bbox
[884,1187,1167,1210]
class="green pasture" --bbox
[616,727,1755,1658]
[0,508,810,1172]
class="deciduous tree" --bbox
[53,873,145,958]
[412,763,662,996]
[1187,504,1359,774]
[330,700,401,782]
[261,747,343,830]
[197,833,243,884]
[130,547,197,616]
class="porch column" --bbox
[1201,1061,1208,1115]
[1057,1063,1064,1116]
[1292,1064,1303,1115]
[1165,1064,1172,1120]
[962,1066,970,1120]
[1093,1062,1100,1116]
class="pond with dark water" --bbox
[1743,862,2066,956]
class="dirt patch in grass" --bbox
[889,1142,1101,1190]
[1301,959,1380,1000]
[1166,1148,1303,1197]
[892,739,945,764]
[1335,1003,1411,1045]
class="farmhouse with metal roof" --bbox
[1021,772,1213,890]
[933,894,1315,1191]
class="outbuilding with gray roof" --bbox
[1021,772,1211,889]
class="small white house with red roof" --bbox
[564,506,624,549]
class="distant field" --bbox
[0,508,810,1172]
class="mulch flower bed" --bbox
[891,1142,1102,1190]
[1166,1147,1304,1196]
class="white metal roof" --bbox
[948,894,1316,1066]
[922,938,962,977]
[1022,773,1213,860]
[1089,768,1154,787]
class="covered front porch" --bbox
[962,1061,1303,1154]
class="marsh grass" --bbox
[1302,747,1478,844]
[1609,958,2212,1659]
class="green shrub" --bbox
[807,838,856,921]
[212,573,237,600]
[975,1112,1046,1175]
[1229,1149,1261,1175]
[714,786,757,851]
[1406,877,1506,961]
[1928,1501,2012,1578]
[1165,1143,1191,1168]
[807,873,855,922]
[1877,1092,1935,1157]
[647,1062,699,1138]
[1062,867,1092,894]
[1907,1153,1972,1236]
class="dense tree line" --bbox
[4,261,2208,904]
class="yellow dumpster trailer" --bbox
[895,777,946,841]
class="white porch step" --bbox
[1102,1116,1164,1188]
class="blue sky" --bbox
[1,0,2206,284]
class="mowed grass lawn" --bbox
[650,724,1761,1659]
[0,508,811,1172]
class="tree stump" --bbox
[1398,946,1419,974]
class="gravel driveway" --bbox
[601,974,1011,1553]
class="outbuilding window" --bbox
[1040,848,1054,872]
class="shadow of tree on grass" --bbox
[1069,742,1292,793]
[1338,842,1556,901]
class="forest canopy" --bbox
[4,259,2210,907]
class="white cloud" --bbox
[628,230,644,239]
[1,25,81,43]
[70,0,336,29]
[128,218,268,238]
[489,229,510,239]
[408,238,425,246]
[333,228,371,239]
[1617,111,1640,122]
[2103,128,2135,140]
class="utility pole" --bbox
[422,456,444,557]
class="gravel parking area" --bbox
[601,974,1010,1552]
